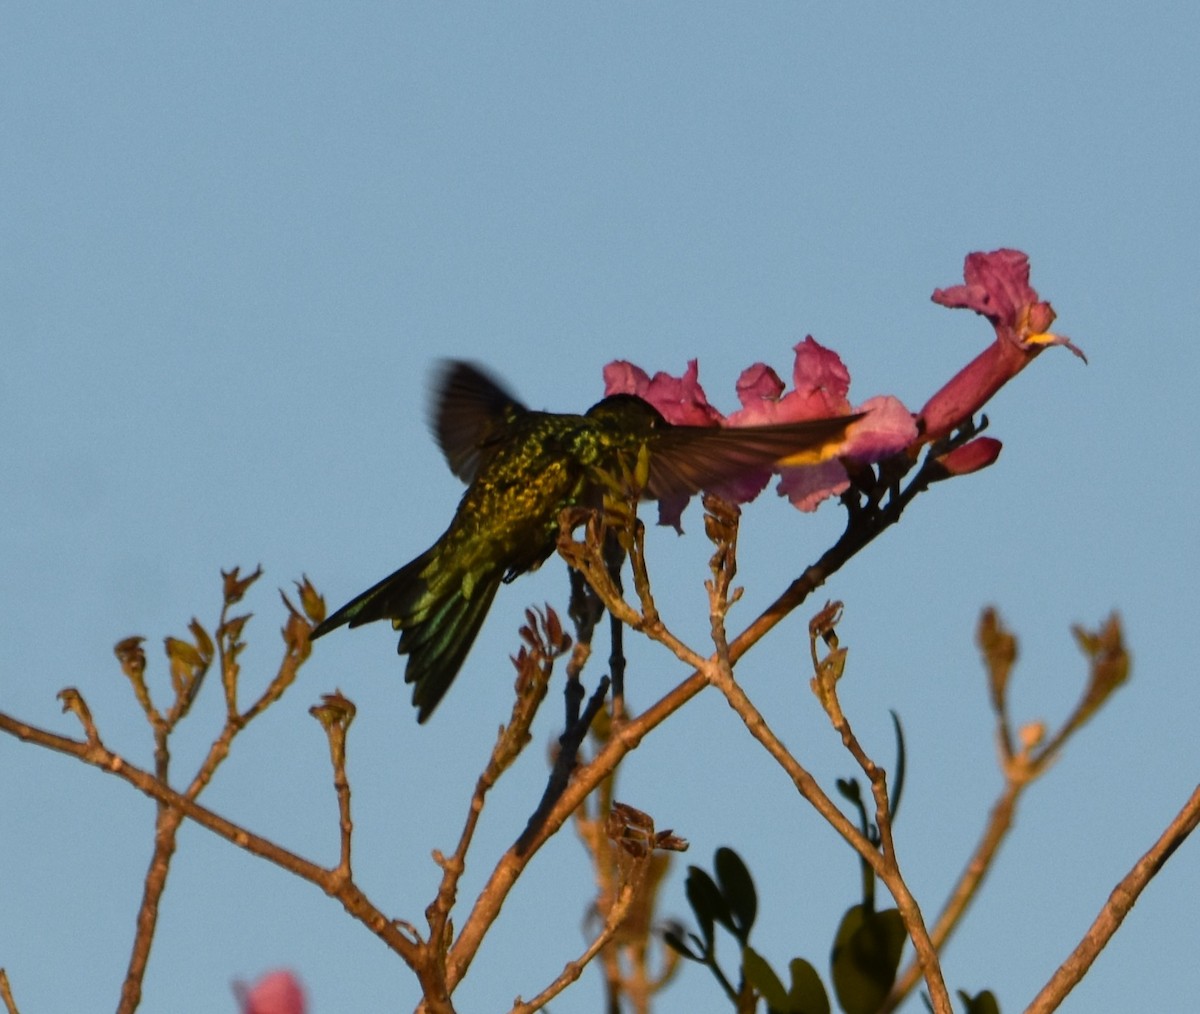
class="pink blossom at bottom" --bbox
[235,969,307,1014]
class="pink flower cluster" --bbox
[605,249,1083,519]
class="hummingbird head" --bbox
[584,393,667,434]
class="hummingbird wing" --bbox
[644,414,863,499]
[432,360,529,483]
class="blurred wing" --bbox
[645,415,863,498]
[431,360,528,483]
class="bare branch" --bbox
[884,612,1133,1011]
[310,692,358,878]
[425,609,567,992]
[0,969,21,1014]
[511,881,636,1014]
[0,710,421,966]
[1025,783,1200,1014]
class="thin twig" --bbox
[311,692,357,879]
[819,662,951,1014]
[517,676,611,855]
[419,611,566,1009]
[443,670,705,992]
[117,807,184,1014]
[1025,783,1200,1014]
[882,778,1021,1011]
[117,576,313,1013]
[706,509,951,1013]
[708,611,955,1010]
[509,879,639,1014]
[0,969,20,1014]
[886,613,1130,1011]
[0,710,420,964]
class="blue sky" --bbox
[3,4,1198,1012]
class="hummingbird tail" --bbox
[310,550,436,639]
[311,551,502,723]
[401,574,502,723]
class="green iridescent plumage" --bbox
[311,361,859,721]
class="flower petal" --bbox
[932,436,1003,478]
[605,359,724,425]
[778,459,851,513]
[840,395,918,463]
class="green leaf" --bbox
[786,957,831,1014]
[743,950,833,1014]
[836,777,873,842]
[831,905,907,1014]
[661,926,702,963]
[715,846,758,942]
[957,989,1001,1014]
[835,777,862,805]
[889,709,906,823]
[685,866,728,952]
[743,946,789,1009]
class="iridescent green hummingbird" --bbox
[311,361,859,721]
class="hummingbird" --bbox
[311,361,860,722]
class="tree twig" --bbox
[0,711,421,965]
[509,879,638,1014]
[1025,783,1200,1014]
[0,969,21,1014]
